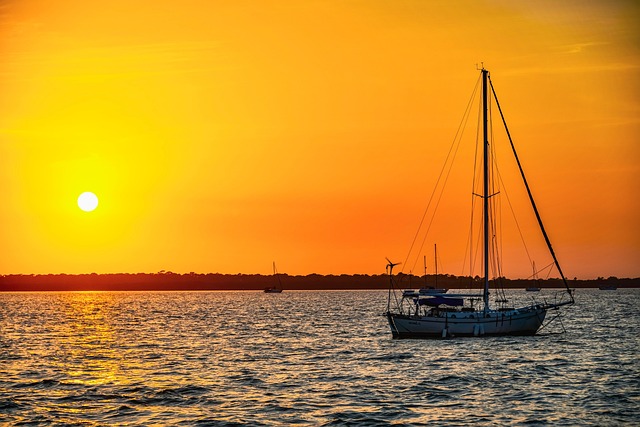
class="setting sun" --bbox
[78,192,99,212]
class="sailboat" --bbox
[264,262,283,293]
[526,262,541,292]
[386,68,574,338]
[402,247,448,297]
[421,245,448,294]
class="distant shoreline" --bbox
[1,273,637,292]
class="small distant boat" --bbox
[526,262,541,291]
[598,285,617,291]
[402,248,448,298]
[264,262,283,293]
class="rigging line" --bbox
[494,157,535,268]
[490,234,499,280]
[401,74,481,273]
[410,103,473,274]
[488,96,504,281]
[488,76,573,301]
[412,75,481,272]
[462,94,484,277]
[544,263,554,280]
[469,219,483,280]
[465,100,485,280]
[524,261,555,280]
[491,222,503,280]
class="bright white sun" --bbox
[77,192,99,212]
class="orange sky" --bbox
[0,0,638,279]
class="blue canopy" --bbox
[417,296,464,307]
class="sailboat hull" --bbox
[387,306,547,338]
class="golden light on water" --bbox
[2,290,639,425]
[56,293,120,387]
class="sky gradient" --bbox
[1,0,638,279]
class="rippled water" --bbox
[1,289,639,426]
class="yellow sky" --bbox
[0,0,638,279]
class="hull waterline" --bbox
[387,306,548,338]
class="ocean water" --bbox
[1,289,638,426]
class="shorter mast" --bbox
[423,255,427,287]
[273,262,282,290]
[434,244,438,289]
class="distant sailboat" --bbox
[421,245,448,294]
[402,246,447,297]
[386,68,574,338]
[526,262,541,291]
[264,262,283,293]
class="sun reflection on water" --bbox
[52,292,122,387]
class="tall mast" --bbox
[482,68,490,310]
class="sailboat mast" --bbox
[273,261,282,289]
[423,255,427,286]
[482,68,490,310]
[434,244,438,288]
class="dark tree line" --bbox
[0,272,637,291]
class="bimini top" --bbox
[417,296,464,307]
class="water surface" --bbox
[1,289,638,425]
